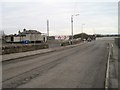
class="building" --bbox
[5,29,47,43]
[55,35,70,41]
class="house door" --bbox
[43,37,45,42]
[11,36,14,42]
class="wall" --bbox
[5,34,47,43]
[14,36,20,42]
[21,36,26,41]
[115,38,120,48]
[2,43,49,55]
[5,37,11,42]
[25,34,44,41]
[37,34,44,41]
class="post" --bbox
[71,14,79,44]
[71,15,73,42]
[47,19,49,40]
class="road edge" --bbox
[105,43,111,89]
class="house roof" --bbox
[5,34,26,37]
[20,30,42,35]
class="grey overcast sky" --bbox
[1,0,118,36]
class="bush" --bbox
[60,41,70,46]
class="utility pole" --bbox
[71,14,79,43]
[71,15,73,41]
[47,19,49,40]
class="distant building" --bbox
[5,29,47,43]
[48,36,55,40]
[55,35,70,41]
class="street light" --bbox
[81,24,85,40]
[47,19,49,41]
[71,14,79,42]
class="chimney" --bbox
[23,28,26,32]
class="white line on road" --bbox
[105,43,113,90]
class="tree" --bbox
[73,33,89,40]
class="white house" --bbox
[5,29,47,43]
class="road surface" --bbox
[2,39,109,88]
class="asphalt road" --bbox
[2,39,109,88]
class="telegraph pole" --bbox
[47,19,49,40]
[71,15,73,41]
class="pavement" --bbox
[2,42,85,62]
[109,42,119,88]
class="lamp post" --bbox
[81,24,85,40]
[71,14,79,42]
[47,19,49,41]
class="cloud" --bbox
[1,0,119,2]
[1,2,118,35]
